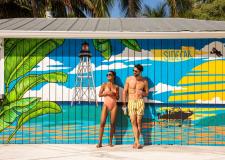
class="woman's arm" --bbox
[98,84,106,97]
[116,86,119,100]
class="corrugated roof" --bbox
[0,18,225,39]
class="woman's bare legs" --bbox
[96,105,108,148]
[109,105,117,147]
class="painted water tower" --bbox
[71,42,97,105]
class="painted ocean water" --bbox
[1,102,224,146]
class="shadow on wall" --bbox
[143,77,155,145]
[114,75,128,144]
[145,77,154,101]
[115,104,129,145]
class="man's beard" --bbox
[134,73,140,77]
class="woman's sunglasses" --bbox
[106,73,113,77]
[133,69,139,72]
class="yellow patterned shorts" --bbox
[128,99,145,116]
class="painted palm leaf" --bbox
[0,97,40,116]
[7,101,61,143]
[0,72,67,136]
[1,38,67,143]
[6,72,68,103]
[121,39,141,51]
[0,110,18,132]
[0,97,40,132]
[4,39,64,90]
[93,39,112,60]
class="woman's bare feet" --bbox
[109,143,114,147]
[132,143,137,149]
[133,143,143,149]
[96,143,102,148]
[137,144,143,149]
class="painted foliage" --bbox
[0,38,225,145]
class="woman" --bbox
[96,71,119,148]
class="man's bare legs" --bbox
[130,114,141,148]
[137,115,143,148]
[109,105,117,147]
[96,105,108,148]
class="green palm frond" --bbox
[120,0,142,17]
[93,0,114,17]
[143,3,167,17]
[166,0,193,17]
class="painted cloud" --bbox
[103,47,153,62]
[149,83,184,95]
[32,57,70,71]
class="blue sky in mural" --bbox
[24,38,225,104]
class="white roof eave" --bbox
[0,30,225,39]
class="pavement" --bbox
[0,144,225,160]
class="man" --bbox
[122,64,148,149]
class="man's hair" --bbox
[134,64,143,72]
[109,70,116,77]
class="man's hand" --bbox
[136,90,143,97]
[122,78,129,107]
[122,104,128,115]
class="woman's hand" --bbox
[103,92,109,97]
[104,91,115,98]
[108,91,116,97]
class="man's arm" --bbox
[122,78,129,106]
[142,79,149,97]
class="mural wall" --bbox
[0,38,225,145]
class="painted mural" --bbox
[0,38,225,145]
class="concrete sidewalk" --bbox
[0,144,225,160]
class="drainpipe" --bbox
[0,38,4,101]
